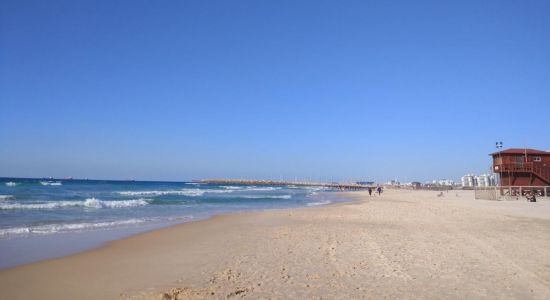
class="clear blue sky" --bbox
[1,0,549,182]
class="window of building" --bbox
[533,156,542,162]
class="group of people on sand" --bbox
[367,186,382,196]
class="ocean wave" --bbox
[245,186,282,192]
[305,186,329,191]
[221,186,282,192]
[117,188,234,197]
[221,186,243,190]
[242,195,292,199]
[5,182,19,186]
[0,219,145,237]
[0,198,150,210]
[0,216,194,238]
[117,189,205,197]
[0,195,14,201]
[82,198,150,208]
[306,200,331,206]
[205,189,235,194]
[40,181,62,186]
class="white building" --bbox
[425,179,455,186]
[385,179,400,186]
[475,174,496,187]
[462,173,497,187]
[437,179,455,186]
[461,174,476,187]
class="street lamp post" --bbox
[495,142,505,196]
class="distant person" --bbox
[368,187,372,196]
[526,192,536,202]
[377,186,382,196]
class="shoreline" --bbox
[0,191,351,270]
[1,190,549,299]
[0,197,355,299]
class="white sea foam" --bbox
[0,227,31,236]
[205,189,234,194]
[0,219,146,237]
[116,186,283,197]
[82,198,150,208]
[305,186,329,191]
[40,181,62,186]
[221,186,282,191]
[306,200,331,206]
[221,186,244,190]
[5,182,19,186]
[244,186,282,192]
[0,198,150,210]
[117,189,205,197]
[0,195,14,201]
[0,216,193,238]
[117,188,234,197]
[242,195,292,199]
[185,182,201,185]
[0,202,70,210]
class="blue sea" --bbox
[0,177,342,268]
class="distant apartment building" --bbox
[461,174,476,187]
[427,179,455,186]
[385,180,400,186]
[437,179,455,186]
[396,182,422,189]
[461,173,497,187]
[475,174,497,187]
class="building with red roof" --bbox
[490,148,550,186]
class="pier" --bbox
[199,179,373,190]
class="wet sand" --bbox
[1,190,549,299]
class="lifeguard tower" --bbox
[489,148,550,199]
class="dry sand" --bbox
[1,190,550,299]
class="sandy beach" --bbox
[1,189,549,299]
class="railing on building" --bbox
[474,186,550,201]
[495,163,550,183]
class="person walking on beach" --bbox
[368,187,372,196]
[376,186,382,196]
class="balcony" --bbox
[494,162,550,184]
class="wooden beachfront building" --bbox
[491,148,550,187]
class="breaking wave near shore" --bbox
[0,216,192,238]
[0,198,150,210]
[0,195,14,201]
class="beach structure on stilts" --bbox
[475,148,550,200]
